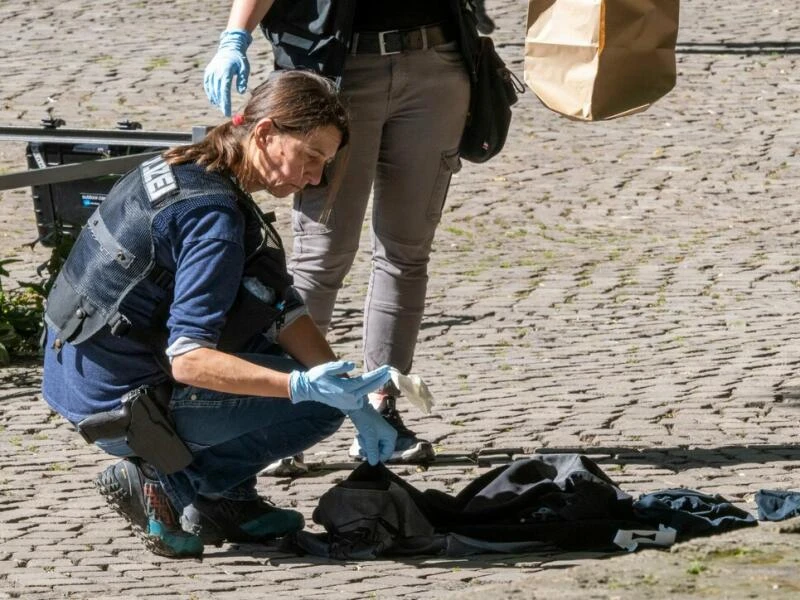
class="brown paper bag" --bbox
[524,0,679,121]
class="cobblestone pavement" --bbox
[2,1,800,598]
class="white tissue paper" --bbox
[388,367,435,415]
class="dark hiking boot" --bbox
[94,459,203,558]
[181,496,305,545]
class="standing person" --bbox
[41,70,397,559]
[204,0,475,465]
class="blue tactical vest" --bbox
[44,156,296,358]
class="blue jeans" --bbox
[96,354,344,512]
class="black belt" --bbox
[351,23,456,56]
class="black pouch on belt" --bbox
[76,385,193,474]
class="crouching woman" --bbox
[41,70,396,558]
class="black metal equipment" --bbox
[0,118,207,245]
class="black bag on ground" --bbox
[285,455,653,558]
[459,35,524,164]
[288,463,443,560]
[284,455,758,559]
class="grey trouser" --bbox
[290,41,471,373]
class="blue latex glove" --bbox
[204,29,252,117]
[347,405,398,465]
[289,361,391,413]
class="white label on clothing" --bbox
[141,155,177,203]
[613,525,677,552]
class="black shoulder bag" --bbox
[459,35,525,164]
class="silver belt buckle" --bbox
[378,29,401,55]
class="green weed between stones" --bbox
[686,547,780,577]
[0,237,72,365]
[144,57,170,71]
[0,258,44,364]
[687,560,707,575]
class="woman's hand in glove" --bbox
[203,29,252,116]
[289,361,391,413]
[347,405,398,465]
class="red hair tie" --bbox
[231,113,244,126]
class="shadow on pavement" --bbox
[537,445,800,471]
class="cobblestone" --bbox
[2,0,800,598]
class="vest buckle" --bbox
[109,312,132,337]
